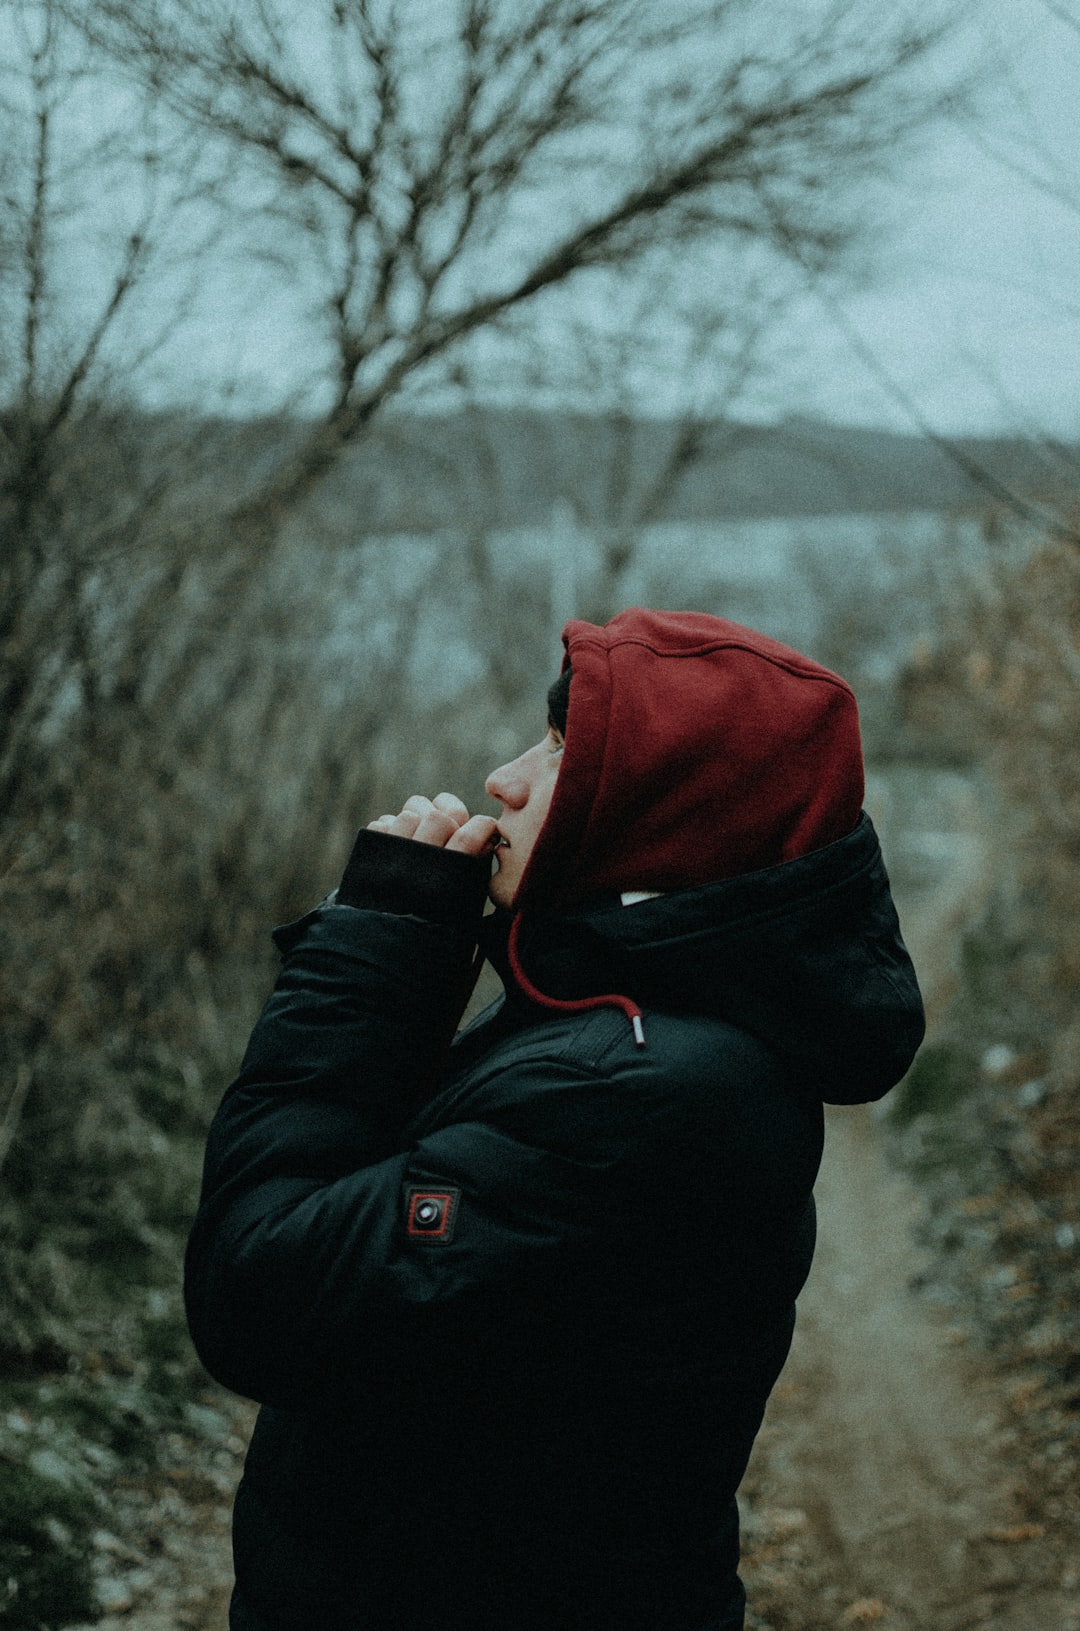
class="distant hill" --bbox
[308,410,1077,532]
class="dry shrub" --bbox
[0,499,565,1370]
[900,535,1080,1029]
[893,532,1080,1559]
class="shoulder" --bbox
[418,1002,822,1225]
[435,1001,793,1148]
[617,1009,801,1140]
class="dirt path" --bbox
[739,765,1078,1630]
[863,765,990,1028]
[740,1104,1079,1630]
[101,1137,1077,1631]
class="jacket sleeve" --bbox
[183,831,655,1406]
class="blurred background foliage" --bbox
[1,0,1079,1625]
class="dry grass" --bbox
[890,532,1080,1579]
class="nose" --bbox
[485,751,529,808]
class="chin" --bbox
[487,867,517,911]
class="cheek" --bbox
[532,770,560,832]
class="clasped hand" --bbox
[367,794,499,856]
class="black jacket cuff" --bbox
[337,828,492,926]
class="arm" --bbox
[184,803,492,1398]
[184,806,651,1406]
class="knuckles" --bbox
[366,796,496,853]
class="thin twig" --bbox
[0,1065,32,1179]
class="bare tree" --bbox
[0,0,230,815]
[0,0,949,883]
[76,0,952,536]
[8,0,953,767]
[0,0,960,1052]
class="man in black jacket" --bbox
[186,608,924,1631]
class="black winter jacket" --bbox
[185,811,924,1631]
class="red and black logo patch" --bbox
[403,1186,460,1245]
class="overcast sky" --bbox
[7,0,1078,441]
[195,0,1080,439]
[791,0,1080,435]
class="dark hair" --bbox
[546,665,572,736]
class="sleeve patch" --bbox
[403,1186,460,1245]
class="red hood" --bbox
[515,608,864,913]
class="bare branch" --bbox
[42,229,149,439]
[231,50,925,520]
[1037,0,1080,42]
[21,23,53,413]
[758,193,1080,550]
[955,116,1080,220]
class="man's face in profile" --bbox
[484,725,564,908]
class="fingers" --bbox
[431,793,470,827]
[366,794,481,849]
[446,814,500,855]
[366,811,421,837]
[407,794,463,846]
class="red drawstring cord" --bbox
[507,914,646,1047]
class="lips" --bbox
[489,830,510,868]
